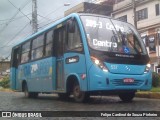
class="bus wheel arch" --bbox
[66,75,78,94]
[66,75,89,102]
[22,80,27,92]
[22,80,38,98]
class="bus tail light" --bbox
[144,63,151,73]
[91,56,108,72]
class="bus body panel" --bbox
[10,67,16,89]
[17,57,55,92]
[105,63,146,75]
[64,53,88,91]
[88,62,152,91]
[10,13,152,98]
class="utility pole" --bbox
[132,0,137,29]
[32,0,38,34]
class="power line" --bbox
[0,22,30,49]
[38,16,63,29]
[0,0,31,34]
[8,0,31,22]
[0,13,31,21]
[37,14,53,21]
[37,5,64,25]
[0,13,31,25]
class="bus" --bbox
[10,13,152,102]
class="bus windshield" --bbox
[80,15,147,55]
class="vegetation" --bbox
[152,72,160,87]
[0,76,10,88]
[150,87,160,92]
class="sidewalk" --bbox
[136,92,160,99]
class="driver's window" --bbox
[67,21,83,52]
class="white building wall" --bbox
[137,0,160,29]
[113,0,131,11]
[112,0,160,72]
[113,0,160,30]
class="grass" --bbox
[0,87,12,92]
[150,87,160,92]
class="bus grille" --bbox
[112,79,144,86]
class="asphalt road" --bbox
[0,91,160,120]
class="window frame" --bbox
[117,15,127,22]
[20,41,31,64]
[31,34,45,60]
[44,30,54,57]
[156,4,160,16]
[66,19,84,53]
[136,8,148,21]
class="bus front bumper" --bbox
[88,65,152,92]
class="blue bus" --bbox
[10,13,152,102]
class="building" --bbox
[112,0,160,72]
[64,0,160,72]
[0,61,10,76]
[64,2,113,16]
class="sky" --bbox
[0,0,89,59]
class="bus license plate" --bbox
[123,78,134,83]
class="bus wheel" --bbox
[73,82,89,103]
[24,84,38,98]
[119,92,135,102]
[58,93,70,100]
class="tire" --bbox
[119,92,135,102]
[73,82,90,103]
[58,93,70,100]
[24,84,38,98]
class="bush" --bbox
[152,72,160,87]
[0,76,10,88]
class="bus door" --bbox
[11,46,21,89]
[54,26,66,91]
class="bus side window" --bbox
[31,34,44,60]
[21,41,30,63]
[67,20,83,52]
[45,30,53,56]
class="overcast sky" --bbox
[0,0,89,59]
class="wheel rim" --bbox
[73,85,84,101]
[24,85,28,97]
[74,86,81,98]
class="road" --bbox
[0,91,160,120]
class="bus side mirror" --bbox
[67,18,75,33]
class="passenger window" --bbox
[45,31,53,56]
[31,34,44,60]
[67,22,82,51]
[21,41,30,63]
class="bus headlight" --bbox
[91,56,108,72]
[144,63,151,73]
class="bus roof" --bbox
[12,13,130,49]
[12,13,80,48]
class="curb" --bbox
[136,92,160,99]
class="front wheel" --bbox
[73,82,90,103]
[119,92,135,102]
[24,84,38,98]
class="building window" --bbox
[136,8,148,21]
[117,15,127,22]
[155,4,160,16]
